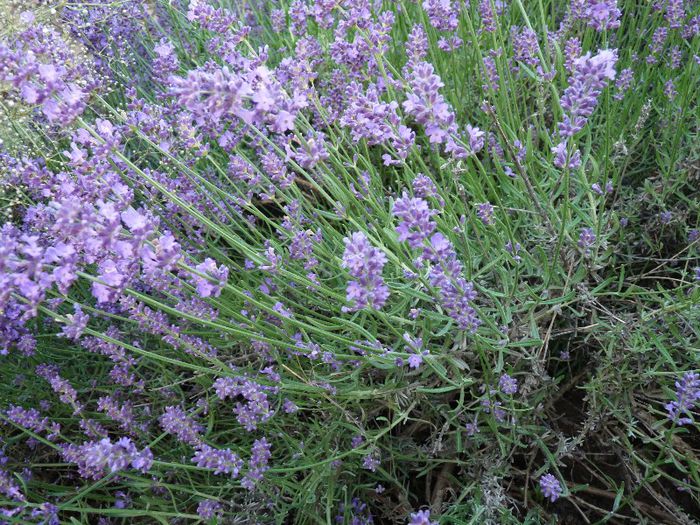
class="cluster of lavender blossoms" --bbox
[61,438,153,480]
[1,0,698,522]
[553,49,618,169]
[665,372,700,426]
[394,194,480,332]
[341,232,389,311]
[539,473,563,502]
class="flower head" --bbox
[341,232,389,311]
[539,473,562,502]
[665,372,700,426]
[409,509,438,525]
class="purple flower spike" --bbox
[585,0,621,31]
[558,49,618,139]
[192,444,243,477]
[477,203,495,226]
[539,473,562,502]
[665,372,700,426]
[197,499,223,520]
[499,373,518,395]
[59,304,89,340]
[394,193,437,249]
[160,406,204,446]
[409,509,438,525]
[423,0,459,32]
[362,452,380,472]
[61,437,153,479]
[393,195,480,332]
[578,228,596,255]
[190,258,228,298]
[341,232,389,311]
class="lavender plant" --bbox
[1,0,699,523]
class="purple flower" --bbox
[0,468,24,502]
[477,203,495,225]
[665,372,700,426]
[29,503,60,525]
[190,258,228,298]
[197,499,223,520]
[552,141,582,170]
[559,49,618,139]
[120,207,150,234]
[403,61,463,155]
[564,37,582,71]
[273,301,294,319]
[585,0,621,31]
[465,124,486,154]
[403,332,427,369]
[407,353,424,369]
[499,373,518,395]
[36,364,81,412]
[412,174,443,205]
[283,399,299,413]
[160,406,204,445]
[394,193,437,249]
[97,396,137,433]
[62,437,152,479]
[142,233,181,274]
[341,82,414,163]
[213,376,274,431]
[423,0,459,32]
[351,435,365,449]
[289,0,308,35]
[425,234,481,332]
[669,46,682,70]
[578,228,596,255]
[480,391,506,422]
[409,509,438,525]
[286,131,330,170]
[539,473,562,502]
[337,498,373,525]
[152,38,178,81]
[169,67,248,121]
[192,445,243,477]
[341,232,389,311]
[482,51,501,91]
[171,60,303,135]
[362,452,380,472]
[407,24,429,64]
[648,27,668,64]
[505,241,522,262]
[479,0,497,33]
[438,36,463,52]
[114,491,131,509]
[242,437,272,490]
[59,304,89,340]
[511,26,540,71]
[664,79,677,100]
[92,259,126,303]
[613,68,633,100]
[5,405,54,436]
[393,196,480,332]
[665,0,684,29]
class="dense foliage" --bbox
[1,0,699,523]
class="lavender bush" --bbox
[1,0,699,523]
